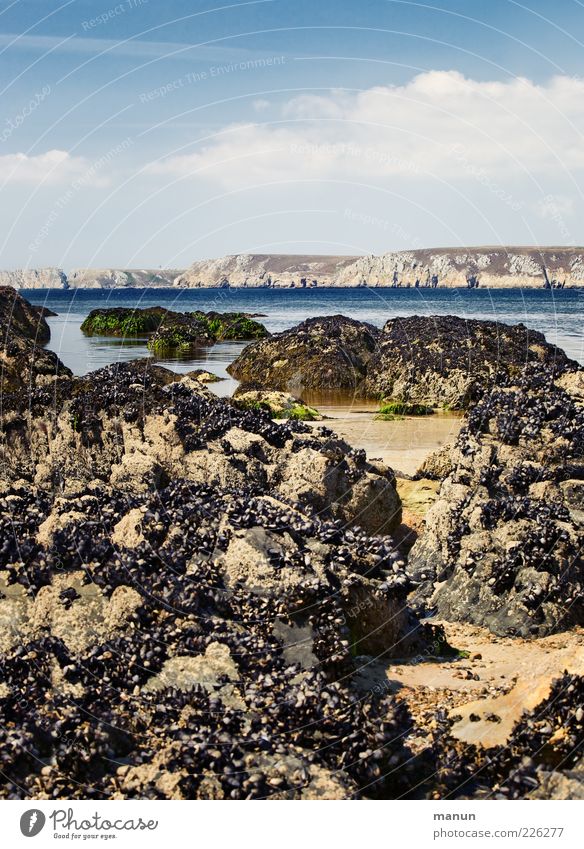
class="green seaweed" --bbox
[375,401,433,420]
[285,403,320,421]
[189,311,268,341]
[147,327,203,354]
[80,310,163,337]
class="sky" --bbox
[1,0,583,269]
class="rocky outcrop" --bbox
[1,290,583,801]
[230,314,576,409]
[190,310,268,341]
[4,248,584,290]
[228,315,380,394]
[0,286,70,392]
[408,363,584,637]
[0,268,68,289]
[80,307,268,354]
[175,248,584,289]
[0,473,428,799]
[365,315,575,409]
[336,247,584,289]
[432,671,584,799]
[0,293,439,800]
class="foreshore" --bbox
[305,404,463,476]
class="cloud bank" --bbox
[147,71,584,188]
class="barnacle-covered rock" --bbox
[0,478,426,800]
[228,315,380,394]
[409,362,584,636]
[0,286,68,392]
[365,315,577,409]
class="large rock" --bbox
[228,315,380,394]
[232,386,322,420]
[80,306,268,354]
[408,361,584,636]
[365,315,576,409]
[432,672,584,799]
[0,286,70,392]
[0,459,424,800]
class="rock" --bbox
[185,369,223,383]
[365,315,577,409]
[0,286,71,392]
[80,306,268,354]
[416,442,456,480]
[0,357,401,533]
[0,473,427,800]
[80,306,169,336]
[232,387,322,420]
[188,310,268,340]
[228,315,380,393]
[230,314,576,410]
[173,253,359,288]
[396,477,440,548]
[2,291,582,802]
[409,361,584,636]
[143,643,240,694]
[68,268,183,288]
[430,672,584,800]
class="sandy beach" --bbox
[306,404,463,476]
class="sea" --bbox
[23,287,584,399]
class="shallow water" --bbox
[24,287,584,383]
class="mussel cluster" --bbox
[413,360,584,636]
[431,672,584,800]
[0,475,426,799]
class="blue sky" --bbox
[1,0,583,268]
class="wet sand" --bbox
[306,405,463,476]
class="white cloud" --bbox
[147,71,584,188]
[0,150,103,185]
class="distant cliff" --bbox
[67,268,184,288]
[4,248,584,289]
[176,248,584,289]
[173,254,359,288]
[0,267,184,290]
[0,268,68,289]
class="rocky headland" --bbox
[4,247,584,290]
[0,288,582,800]
[177,248,584,289]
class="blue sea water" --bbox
[23,287,584,395]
